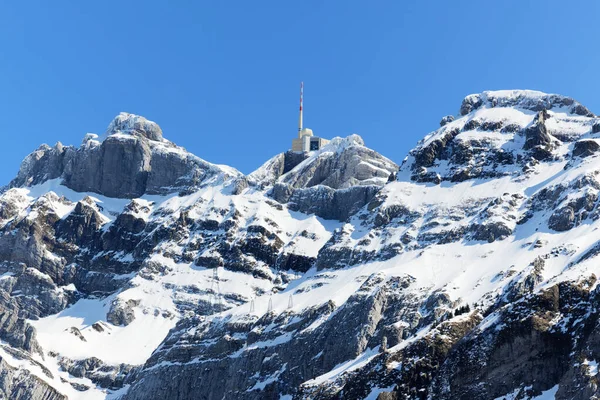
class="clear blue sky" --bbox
[1,1,599,186]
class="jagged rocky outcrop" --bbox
[272,184,382,221]
[523,110,557,160]
[256,135,398,220]
[0,355,66,400]
[57,356,138,390]
[278,135,397,190]
[459,90,594,117]
[251,135,397,190]
[403,89,595,184]
[247,151,309,188]
[573,139,600,158]
[11,113,240,198]
[431,277,600,400]
[123,274,428,400]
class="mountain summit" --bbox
[1,91,600,400]
[10,113,240,198]
[403,89,597,184]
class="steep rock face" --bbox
[523,110,557,160]
[272,184,381,221]
[11,113,240,198]
[59,355,137,391]
[250,135,397,190]
[431,279,600,400]
[64,134,152,198]
[0,290,41,353]
[247,151,309,188]
[0,355,66,400]
[10,143,69,188]
[253,135,398,220]
[103,112,163,141]
[123,274,428,400]
[299,312,483,400]
[403,89,595,184]
[278,135,397,190]
[573,139,600,158]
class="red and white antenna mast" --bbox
[298,82,304,136]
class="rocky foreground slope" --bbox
[1,91,600,399]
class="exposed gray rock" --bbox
[231,176,249,195]
[278,135,398,190]
[56,199,104,245]
[499,257,545,305]
[250,135,397,222]
[469,221,512,242]
[439,115,455,126]
[403,91,597,186]
[527,179,598,232]
[104,112,163,141]
[65,134,152,198]
[0,289,41,354]
[430,279,600,400]
[463,118,481,131]
[270,182,295,204]
[10,143,68,188]
[247,151,310,189]
[549,206,576,232]
[523,110,556,160]
[373,203,420,228]
[107,298,140,326]
[282,151,309,174]
[314,312,482,400]
[274,252,315,273]
[10,113,240,199]
[0,355,65,400]
[460,90,593,117]
[58,356,138,389]
[411,127,460,170]
[460,93,483,116]
[284,184,381,221]
[68,327,86,342]
[123,275,425,400]
[573,139,600,158]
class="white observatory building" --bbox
[291,82,329,152]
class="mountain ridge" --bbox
[0,89,599,399]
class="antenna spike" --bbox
[298,82,304,135]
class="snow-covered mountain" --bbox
[1,90,600,399]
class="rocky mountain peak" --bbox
[325,133,365,149]
[402,89,599,184]
[459,89,595,117]
[250,134,396,189]
[10,114,239,199]
[247,133,398,220]
[103,112,164,142]
[278,133,396,190]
